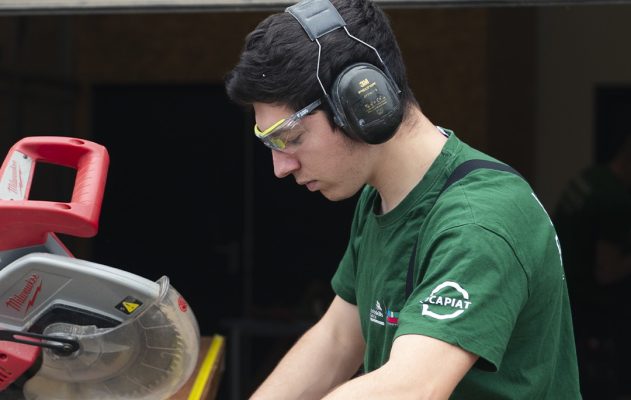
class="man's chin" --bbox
[319,187,359,202]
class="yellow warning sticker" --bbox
[116,296,143,315]
[122,302,140,313]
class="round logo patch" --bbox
[421,281,472,320]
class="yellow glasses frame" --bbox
[254,99,322,151]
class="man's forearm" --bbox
[323,334,477,400]
[250,321,364,400]
[249,296,365,400]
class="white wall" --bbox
[536,4,631,210]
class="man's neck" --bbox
[368,108,448,214]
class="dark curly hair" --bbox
[225,0,417,125]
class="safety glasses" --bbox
[254,99,322,151]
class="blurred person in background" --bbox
[555,131,631,400]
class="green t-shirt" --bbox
[332,132,581,399]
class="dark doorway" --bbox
[91,84,246,336]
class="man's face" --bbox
[253,102,374,201]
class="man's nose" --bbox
[272,150,300,178]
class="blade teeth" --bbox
[26,327,191,399]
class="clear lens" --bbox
[254,98,321,151]
[257,119,305,151]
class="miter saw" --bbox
[0,137,200,399]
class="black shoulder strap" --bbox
[439,159,523,196]
[405,160,522,299]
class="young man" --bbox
[225,0,581,398]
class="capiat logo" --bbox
[421,281,472,320]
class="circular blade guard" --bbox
[22,277,200,400]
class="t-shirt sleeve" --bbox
[332,238,358,305]
[394,223,528,371]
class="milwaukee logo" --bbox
[6,160,24,196]
[5,274,41,313]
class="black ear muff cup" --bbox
[331,63,403,144]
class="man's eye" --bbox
[280,127,304,146]
[286,133,303,146]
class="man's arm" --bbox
[249,295,365,400]
[323,334,478,400]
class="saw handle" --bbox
[16,137,109,219]
[0,137,109,250]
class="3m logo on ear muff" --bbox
[357,78,377,95]
[356,75,388,115]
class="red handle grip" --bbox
[0,137,109,251]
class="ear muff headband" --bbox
[286,0,403,144]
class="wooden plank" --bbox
[170,335,226,400]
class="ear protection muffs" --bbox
[331,62,403,144]
[286,0,403,144]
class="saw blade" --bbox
[22,280,199,400]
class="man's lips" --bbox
[298,180,318,191]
